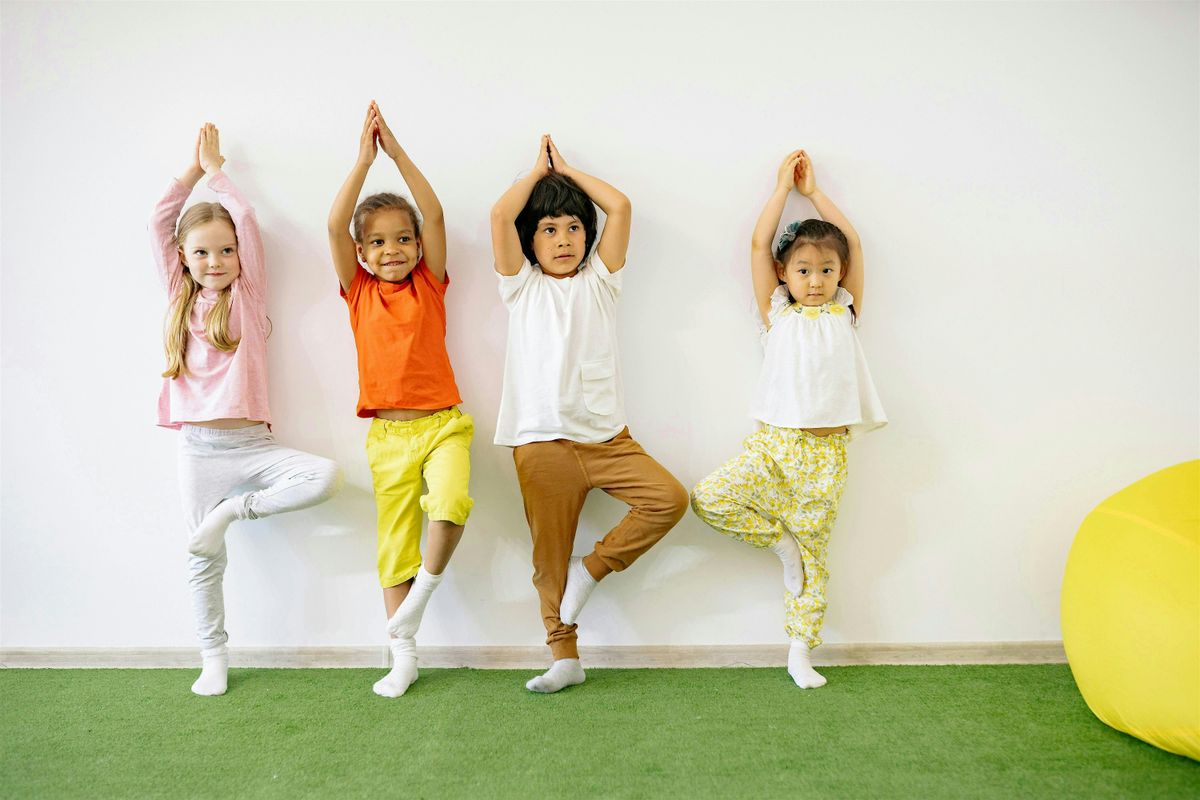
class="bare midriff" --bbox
[376,406,453,422]
[802,426,848,437]
[182,418,263,429]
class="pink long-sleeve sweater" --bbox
[149,170,271,429]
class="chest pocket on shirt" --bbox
[581,357,617,416]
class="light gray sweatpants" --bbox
[179,424,343,654]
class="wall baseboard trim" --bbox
[0,641,1066,669]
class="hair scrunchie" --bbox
[774,220,803,261]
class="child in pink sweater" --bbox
[151,124,342,696]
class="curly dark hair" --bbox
[352,193,421,244]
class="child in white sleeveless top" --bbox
[691,150,885,689]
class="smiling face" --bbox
[179,219,241,291]
[776,242,844,305]
[531,215,586,278]
[356,208,422,283]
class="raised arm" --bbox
[752,150,804,325]
[374,103,447,281]
[327,105,378,293]
[546,137,631,272]
[149,129,206,294]
[796,151,864,315]
[198,124,265,297]
[490,135,551,276]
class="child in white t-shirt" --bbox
[491,135,688,694]
[692,150,886,689]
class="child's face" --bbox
[180,220,241,292]
[357,208,421,283]
[776,243,844,305]
[531,215,585,278]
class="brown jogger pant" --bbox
[512,427,688,660]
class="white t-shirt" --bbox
[494,254,626,446]
[750,285,887,440]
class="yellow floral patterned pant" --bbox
[690,425,847,648]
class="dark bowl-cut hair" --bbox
[515,173,598,267]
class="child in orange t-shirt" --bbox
[328,102,473,698]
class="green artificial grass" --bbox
[1,665,1195,798]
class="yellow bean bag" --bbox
[1062,460,1200,760]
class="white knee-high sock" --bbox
[373,638,418,698]
[525,658,586,693]
[770,535,803,595]
[191,648,229,696]
[386,567,443,639]
[788,641,826,689]
[559,558,598,626]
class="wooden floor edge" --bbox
[0,642,1067,669]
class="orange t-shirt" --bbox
[342,260,462,417]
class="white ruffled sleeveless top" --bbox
[749,285,887,440]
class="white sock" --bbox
[559,558,598,626]
[386,566,443,639]
[189,497,242,557]
[191,649,228,696]
[373,638,418,698]
[770,536,804,594]
[788,640,827,689]
[525,658,586,693]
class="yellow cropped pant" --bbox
[691,425,847,648]
[365,409,474,587]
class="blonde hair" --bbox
[162,203,240,379]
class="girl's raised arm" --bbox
[199,124,266,298]
[490,136,551,277]
[752,150,803,326]
[150,130,205,294]
[374,103,447,282]
[328,105,378,293]
[797,151,864,315]
[546,137,631,272]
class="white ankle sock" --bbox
[770,536,803,594]
[788,640,826,689]
[525,658,586,693]
[373,638,418,698]
[559,558,598,626]
[191,649,228,696]
[386,566,443,639]
[189,497,242,557]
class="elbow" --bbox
[423,206,445,229]
[612,195,632,218]
[490,205,512,226]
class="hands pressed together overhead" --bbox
[180,122,225,185]
[198,123,225,174]
[776,149,816,196]
[532,133,571,177]
[358,101,406,166]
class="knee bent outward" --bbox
[662,479,690,525]
[419,491,474,527]
[689,479,728,523]
[313,459,345,503]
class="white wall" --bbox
[2,1,1197,652]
